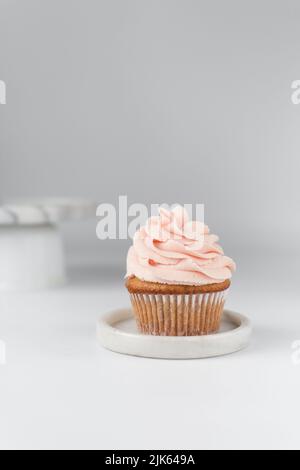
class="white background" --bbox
[0,267,299,450]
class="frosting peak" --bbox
[126,206,236,286]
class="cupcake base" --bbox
[126,277,230,336]
[130,292,227,336]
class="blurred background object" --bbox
[0,198,97,290]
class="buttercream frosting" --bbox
[126,206,236,286]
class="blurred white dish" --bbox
[97,308,252,359]
[0,198,97,291]
[0,198,97,226]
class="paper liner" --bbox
[130,291,228,336]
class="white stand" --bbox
[0,198,96,291]
[0,224,65,291]
[97,308,252,359]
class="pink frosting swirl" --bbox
[126,206,236,286]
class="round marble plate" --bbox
[0,198,97,225]
[97,308,252,359]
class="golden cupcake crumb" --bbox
[126,276,230,295]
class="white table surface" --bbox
[0,265,299,450]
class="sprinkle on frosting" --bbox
[126,206,236,286]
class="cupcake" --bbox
[125,206,236,336]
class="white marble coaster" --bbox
[97,308,252,359]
